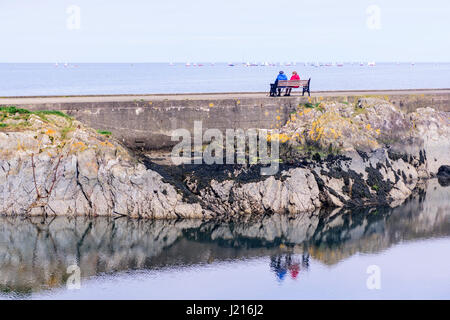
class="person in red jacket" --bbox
[285,71,300,96]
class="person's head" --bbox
[279,71,284,74]
[292,71,297,75]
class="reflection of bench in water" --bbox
[270,78,311,97]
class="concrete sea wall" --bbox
[1,89,449,150]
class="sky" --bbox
[0,0,449,63]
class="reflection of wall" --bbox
[0,180,448,294]
[307,179,450,265]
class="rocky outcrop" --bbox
[179,99,448,215]
[0,109,207,218]
[181,148,422,215]
[437,165,450,186]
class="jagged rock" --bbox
[0,111,206,218]
[437,165,450,186]
[409,108,450,174]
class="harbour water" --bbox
[1,62,450,97]
[0,179,448,299]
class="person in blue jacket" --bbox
[270,71,288,96]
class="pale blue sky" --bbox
[1,0,449,62]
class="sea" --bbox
[0,62,449,96]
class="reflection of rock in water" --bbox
[0,180,448,294]
[308,179,450,265]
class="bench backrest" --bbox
[278,79,309,87]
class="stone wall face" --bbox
[2,92,449,150]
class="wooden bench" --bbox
[269,78,311,97]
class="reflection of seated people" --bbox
[289,263,300,279]
[270,255,287,281]
[270,253,304,281]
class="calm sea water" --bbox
[0,179,449,300]
[0,63,449,96]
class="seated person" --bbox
[270,71,288,96]
[285,71,300,96]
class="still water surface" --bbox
[0,179,449,299]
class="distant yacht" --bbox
[368,61,376,66]
[360,62,365,66]
[411,62,415,66]
[55,63,58,67]
[336,62,344,67]
[185,62,191,67]
[169,62,174,66]
[64,63,68,68]
[228,62,235,66]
